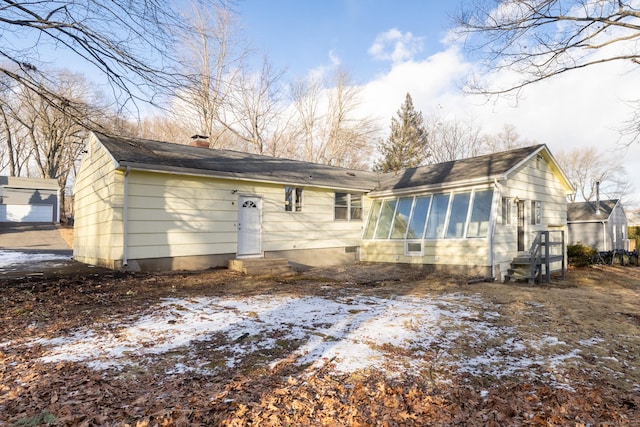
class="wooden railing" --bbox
[529,230,565,283]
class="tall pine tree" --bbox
[374,92,429,173]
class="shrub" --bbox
[567,244,597,267]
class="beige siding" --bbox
[494,155,569,275]
[361,239,489,266]
[361,153,569,280]
[124,171,365,260]
[73,135,123,266]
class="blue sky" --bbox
[236,0,456,83]
[235,0,640,207]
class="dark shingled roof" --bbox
[96,133,380,191]
[95,134,551,194]
[374,144,545,193]
[567,200,618,222]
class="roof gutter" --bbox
[115,163,375,193]
[369,175,502,198]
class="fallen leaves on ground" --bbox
[1,265,640,426]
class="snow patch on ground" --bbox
[21,293,595,384]
[0,249,70,268]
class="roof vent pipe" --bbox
[596,181,601,214]
[190,134,210,148]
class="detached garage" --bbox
[0,176,60,223]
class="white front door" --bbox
[238,195,262,257]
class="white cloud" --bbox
[368,28,424,64]
[358,43,640,207]
[307,49,342,81]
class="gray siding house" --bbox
[0,176,60,223]
[567,200,627,251]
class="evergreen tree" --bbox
[374,92,429,173]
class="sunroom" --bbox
[360,186,496,277]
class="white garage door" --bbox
[0,204,53,222]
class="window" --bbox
[374,199,397,239]
[363,200,382,239]
[531,200,541,225]
[407,196,431,239]
[285,186,303,212]
[502,197,512,225]
[334,192,362,221]
[467,190,493,238]
[390,197,413,239]
[446,192,471,238]
[425,193,450,239]
[405,241,423,256]
[363,189,494,241]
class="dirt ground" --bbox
[2,264,640,426]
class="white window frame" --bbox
[334,192,363,221]
[405,240,424,256]
[285,186,303,212]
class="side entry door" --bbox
[238,195,262,257]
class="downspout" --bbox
[489,179,501,279]
[123,167,130,267]
[56,187,61,223]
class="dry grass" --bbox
[57,226,73,248]
[2,263,640,425]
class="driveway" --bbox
[0,223,92,279]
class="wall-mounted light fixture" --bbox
[513,196,520,204]
[231,189,238,194]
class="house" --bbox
[0,176,61,223]
[359,145,573,280]
[73,133,378,271]
[567,199,628,251]
[73,133,573,281]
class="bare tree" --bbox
[299,69,379,169]
[425,113,484,163]
[456,1,640,139]
[555,146,628,202]
[0,0,222,121]
[221,56,288,155]
[457,1,640,93]
[291,76,322,162]
[0,75,33,176]
[177,1,245,147]
[481,124,537,153]
[11,70,107,211]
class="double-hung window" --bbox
[531,200,541,225]
[285,187,303,212]
[334,192,362,221]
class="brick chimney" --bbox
[190,134,210,148]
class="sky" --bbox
[236,0,640,208]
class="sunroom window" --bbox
[364,189,493,241]
[363,200,381,239]
[374,199,397,239]
[467,190,494,237]
[425,193,450,239]
[407,196,431,239]
[446,192,471,238]
[390,197,413,239]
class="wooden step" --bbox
[228,257,295,276]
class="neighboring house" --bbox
[0,176,60,223]
[73,133,573,281]
[567,199,627,251]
